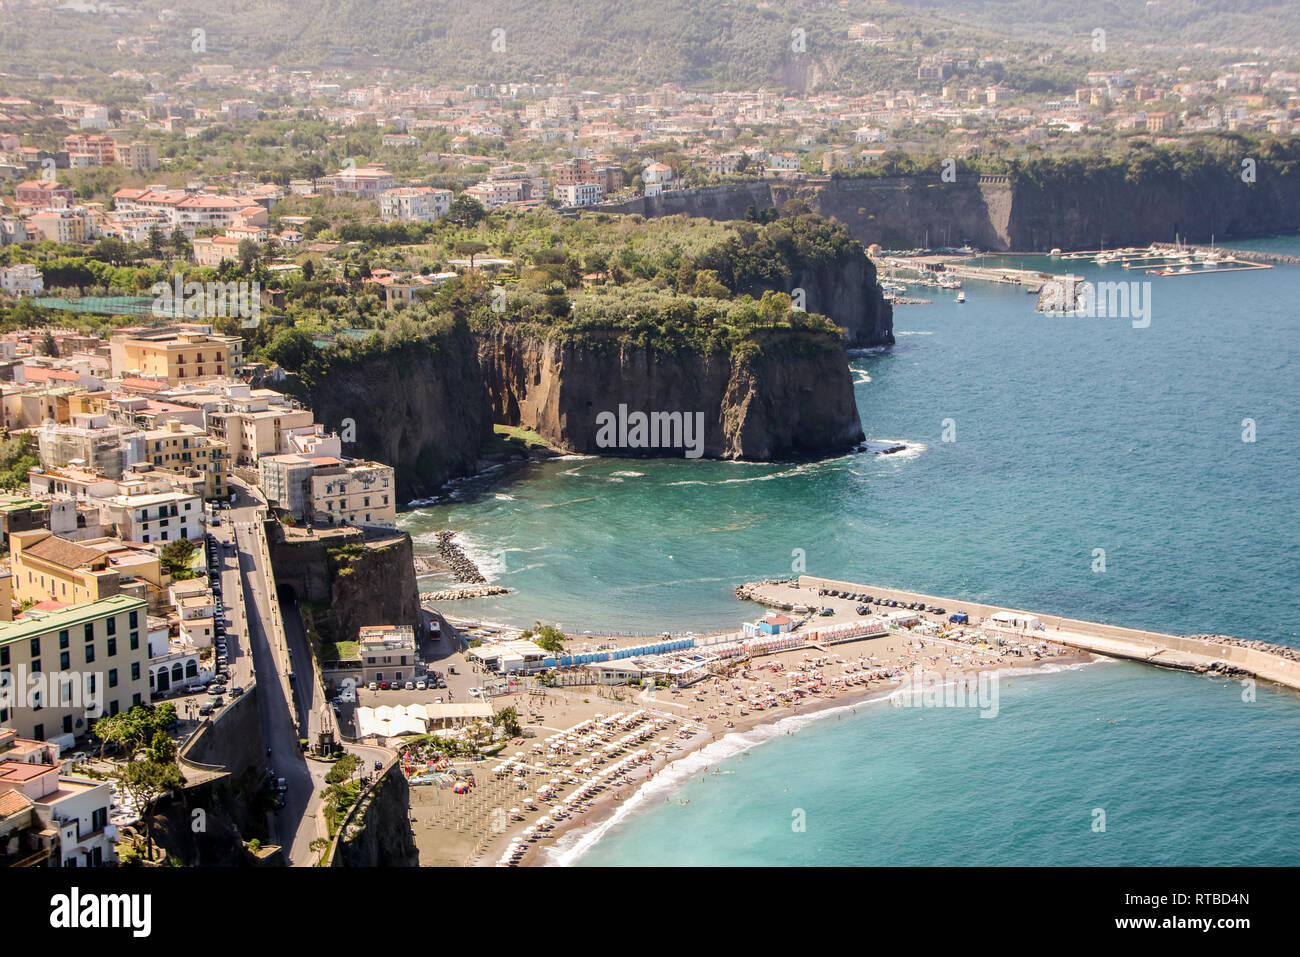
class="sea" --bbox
[400,237,1300,865]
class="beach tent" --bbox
[988,611,1041,631]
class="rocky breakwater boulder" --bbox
[434,530,486,584]
[480,328,864,461]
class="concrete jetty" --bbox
[740,576,1300,694]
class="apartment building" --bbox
[192,235,244,267]
[0,595,151,742]
[141,418,226,500]
[0,264,44,297]
[26,208,94,244]
[379,186,453,222]
[209,393,314,466]
[60,134,116,166]
[554,182,603,206]
[98,489,203,544]
[109,330,232,383]
[36,415,144,480]
[14,181,74,208]
[329,164,395,198]
[119,142,160,172]
[261,454,396,529]
[0,729,118,867]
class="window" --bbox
[109,699,119,717]
[130,631,139,651]
[59,630,69,649]
[2,647,9,668]
[106,617,117,636]
[131,662,140,681]
[60,651,70,670]
[108,669,118,688]
[29,637,40,658]
[84,644,94,664]
[132,693,142,706]
[84,623,93,642]
[106,637,116,657]
[129,610,138,629]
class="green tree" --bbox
[159,538,197,580]
[115,757,185,860]
[493,705,522,737]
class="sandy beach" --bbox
[398,590,1088,867]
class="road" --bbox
[223,480,330,866]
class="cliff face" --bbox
[306,332,492,499]
[332,762,419,867]
[479,329,864,459]
[606,169,1300,252]
[747,246,894,348]
[1005,168,1300,250]
[267,525,422,642]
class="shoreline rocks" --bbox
[435,530,487,584]
[421,585,511,602]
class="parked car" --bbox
[404,680,415,690]
[468,688,483,697]
[436,679,447,689]
[207,684,227,695]
[378,681,390,690]
[367,681,378,691]
[198,704,214,716]
[207,695,224,708]
[230,686,245,698]
[185,682,206,695]
[415,680,427,691]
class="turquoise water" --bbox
[569,662,1300,867]
[401,236,1300,864]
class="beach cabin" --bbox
[986,611,1042,632]
[743,614,794,638]
[883,610,920,628]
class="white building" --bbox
[0,264,43,297]
[379,186,453,223]
[554,182,604,206]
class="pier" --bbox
[741,576,1300,694]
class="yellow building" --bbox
[141,418,227,500]
[9,531,163,607]
[109,331,231,384]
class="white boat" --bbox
[1049,248,1062,257]
[955,291,966,303]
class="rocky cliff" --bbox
[601,160,1300,252]
[479,328,864,459]
[331,761,419,867]
[305,330,492,499]
[267,525,423,643]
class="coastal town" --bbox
[0,0,1296,904]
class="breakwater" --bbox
[743,576,1300,693]
[420,585,510,602]
[435,530,486,584]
